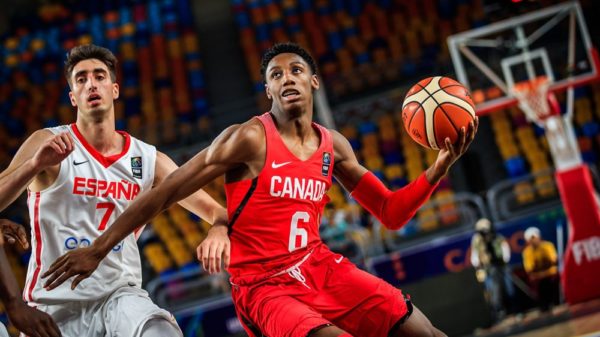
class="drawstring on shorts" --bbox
[288,265,310,289]
[269,250,313,289]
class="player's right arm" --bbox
[0,130,73,212]
[42,121,264,289]
[333,116,477,230]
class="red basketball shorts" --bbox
[230,243,410,337]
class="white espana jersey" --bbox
[24,124,156,305]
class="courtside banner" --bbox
[367,210,566,287]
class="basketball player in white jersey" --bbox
[0,44,228,337]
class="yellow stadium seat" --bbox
[535,174,557,198]
[514,181,536,204]
[143,243,174,274]
[384,164,404,180]
[365,156,384,171]
[166,240,193,267]
[418,208,438,232]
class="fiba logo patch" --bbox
[322,152,331,176]
[131,156,142,179]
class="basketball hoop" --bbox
[511,76,553,127]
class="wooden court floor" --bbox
[513,311,600,337]
[474,298,600,337]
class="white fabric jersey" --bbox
[24,124,156,305]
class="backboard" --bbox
[447,1,599,115]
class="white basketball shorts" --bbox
[21,286,182,337]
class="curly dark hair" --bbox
[260,42,317,82]
[64,44,118,86]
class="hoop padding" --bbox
[511,77,552,125]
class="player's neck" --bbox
[270,108,314,141]
[75,114,124,155]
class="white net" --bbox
[510,76,582,170]
[511,77,552,127]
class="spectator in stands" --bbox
[320,208,359,261]
[522,227,559,312]
[470,218,516,322]
[0,219,60,336]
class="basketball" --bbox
[401,76,476,150]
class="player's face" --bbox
[68,58,119,116]
[264,53,319,114]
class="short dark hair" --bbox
[260,42,317,82]
[64,44,118,86]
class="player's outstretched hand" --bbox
[430,117,479,183]
[41,246,102,291]
[197,224,230,274]
[5,299,61,337]
[0,219,29,249]
[32,132,74,170]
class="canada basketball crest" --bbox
[131,156,142,179]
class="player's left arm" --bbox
[332,116,477,230]
[154,151,228,227]
[0,220,62,336]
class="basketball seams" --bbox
[433,103,465,145]
[422,98,440,149]
[402,76,474,149]
[403,87,431,140]
[430,87,476,117]
[428,83,476,142]
[403,77,439,150]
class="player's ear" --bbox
[311,74,319,91]
[112,83,119,99]
[69,91,77,107]
[265,83,272,100]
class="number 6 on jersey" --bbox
[289,211,309,252]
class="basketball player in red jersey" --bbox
[0,44,228,336]
[44,43,477,337]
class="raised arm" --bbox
[0,130,74,211]
[42,121,263,289]
[333,117,477,230]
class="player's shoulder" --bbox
[217,118,265,147]
[329,128,353,157]
[327,128,344,140]
[28,125,72,145]
[128,132,156,150]
[24,128,56,146]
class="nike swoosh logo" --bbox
[334,256,343,264]
[271,161,291,169]
[73,160,89,166]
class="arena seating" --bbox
[231,0,488,107]
[0,0,210,171]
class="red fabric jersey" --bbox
[225,113,333,280]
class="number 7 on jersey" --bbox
[96,202,115,231]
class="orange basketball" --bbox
[401,76,476,150]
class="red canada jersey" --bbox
[225,113,333,279]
